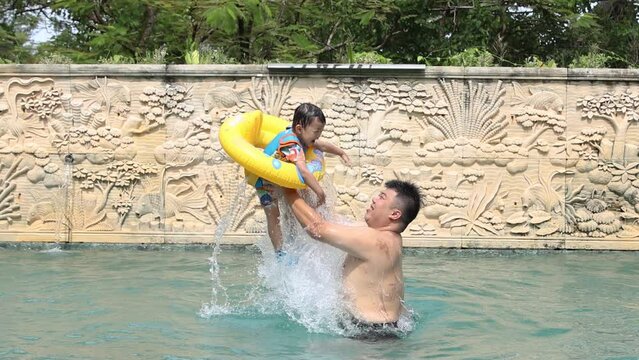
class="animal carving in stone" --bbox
[133,185,211,224]
[512,83,563,113]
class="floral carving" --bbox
[20,88,63,121]
[509,170,588,237]
[574,196,622,237]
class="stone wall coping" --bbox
[0,64,267,77]
[1,64,639,81]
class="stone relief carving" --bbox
[0,157,27,226]
[204,163,258,232]
[1,78,58,146]
[72,77,131,127]
[1,69,639,247]
[133,84,192,134]
[506,170,585,237]
[249,76,295,115]
[577,90,639,162]
[510,83,566,173]
[73,160,158,229]
[440,175,504,236]
[414,80,510,168]
[324,78,417,162]
[133,171,211,230]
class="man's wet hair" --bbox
[292,103,326,128]
[385,180,421,228]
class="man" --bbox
[283,179,421,334]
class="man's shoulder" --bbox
[369,226,402,239]
[374,229,403,248]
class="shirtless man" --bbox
[283,180,421,333]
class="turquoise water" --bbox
[1,244,638,359]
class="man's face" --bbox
[364,187,400,226]
[294,117,324,148]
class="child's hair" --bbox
[292,103,326,128]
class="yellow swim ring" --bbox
[219,110,325,189]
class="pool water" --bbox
[1,244,638,359]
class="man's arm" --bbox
[283,189,377,260]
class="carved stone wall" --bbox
[1,64,639,249]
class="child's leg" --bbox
[255,178,283,252]
[263,203,283,252]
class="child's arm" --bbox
[314,139,351,165]
[293,157,326,205]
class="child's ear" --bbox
[294,124,303,133]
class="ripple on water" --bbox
[1,245,638,359]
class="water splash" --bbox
[39,247,66,254]
[266,184,415,337]
[201,179,414,338]
[52,154,74,249]
[200,179,248,316]
[254,197,346,334]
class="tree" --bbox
[0,0,46,62]
[2,0,639,67]
[592,0,639,67]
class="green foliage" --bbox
[38,52,73,64]
[0,0,42,63]
[523,55,557,68]
[200,0,276,63]
[446,48,494,67]
[184,42,236,65]
[199,46,236,64]
[137,46,168,64]
[591,0,639,67]
[569,52,612,68]
[351,51,392,64]
[98,55,136,64]
[1,0,638,68]
[184,41,201,65]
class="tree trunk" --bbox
[611,125,628,163]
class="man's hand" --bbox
[315,189,326,206]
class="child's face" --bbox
[294,117,324,147]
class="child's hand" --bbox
[339,153,351,166]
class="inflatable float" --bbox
[218,110,324,189]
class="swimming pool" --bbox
[1,243,638,359]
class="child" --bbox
[254,103,350,254]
